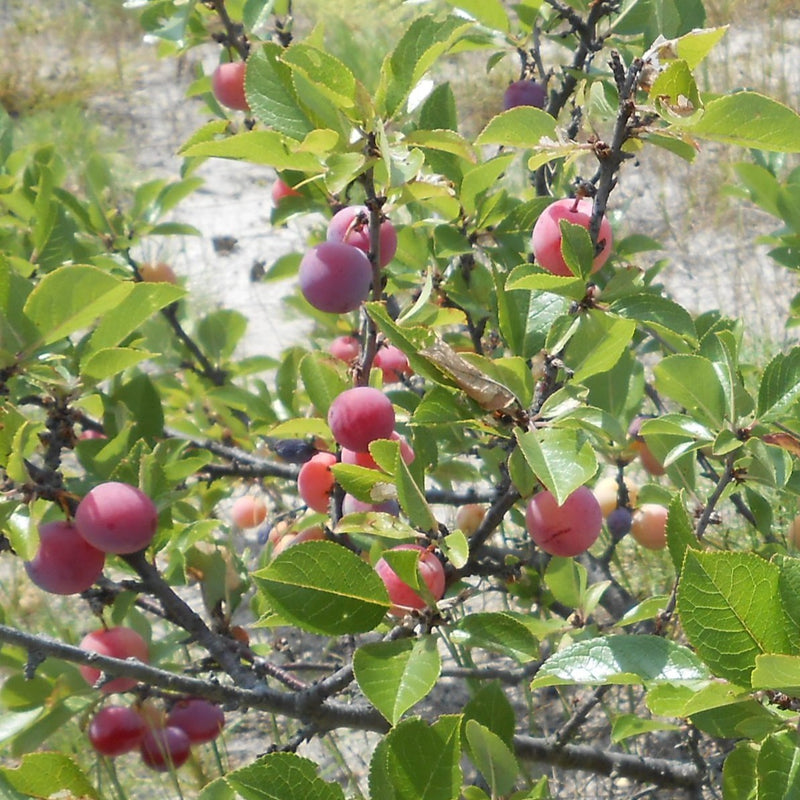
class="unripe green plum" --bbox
[525,486,602,557]
[531,198,612,277]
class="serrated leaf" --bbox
[462,683,515,747]
[354,636,441,725]
[688,92,800,152]
[252,540,389,634]
[22,265,129,348]
[369,716,462,800]
[300,352,349,417]
[677,550,795,687]
[475,107,557,148]
[226,752,345,800]
[610,714,680,744]
[515,428,597,506]
[752,654,800,695]
[1,752,99,800]
[181,130,320,170]
[443,0,508,30]
[404,129,477,162]
[757,731,800,800]
[559,220,595,279]
[377,16,473,118]
[722,744,758,800]
[246,43,314,139]
[531,635,709,688]
[666,491,697,575]
[778,555,800,635]
[608,292,697,349]
[281,43,356,110]
[452,612,539,663]
[88,280,185,351]
[758,348,800,421]
[440,530,468,569]
[653,354,728,427]
[465,720,518,797]
[81,347,154,381]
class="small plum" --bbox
[271,525,325,557]
[74,481,158,555]
[374,346,412,383]
[606,506,633,538]
[630,504,668,550]
[628,416,666,476]
[375,544,446,616]
[212,61,249,112]
[166,698,225,744]
[25,520,105,596]
[79,626,149,694]
[329,335,361,363]
[327,205,397,267]
[138,261,177,284]
[503,79,546,110]
[297,452,337,513]
[531,197,613,277]
[327,387,395,452]
[342,493,400,516]
[593,476,640,518]
[271,177,301,205]
[298,242,373,314]
[88,705,146,757]
[454,504,486,536]
[231,496,267,529]
[140,725,191,772]
[525,486,602,557]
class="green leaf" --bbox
[666,491,697,575]
[608,293,697,349]
[650,59,702,123]
[369,716,462,800]
[465,720,519,797]
[475,107,557,148]
[515,428,597,506]
[376,16,473,118]
[462,683,515,747]
[559,220,595,279]
[443,0,508,31]
[722,744,758,800]
[0,753,99,800]
[440,530,468,569]
[381,439,437,531]
[81,347,154,381]
[758,348,800,421]
[653,354,728,427]
[404,130,477,162]
[567,312,636,383]
[226,752,345,800]
[677,550,795,687]
[354,636,442,725]
[181,130,321,170]
[532,635,709,688]
[281,43,357,110]
[778,555,800,636]
[300,352,349,417]
[688,92,800,152]
[752,654,800,694]
[451,612,539,663]
[545,557,586,609]
[22,265,129,348]
[246,43,314,139]
[88,280,184,352]
[252,541,389,634]
[757,731,800,800]
[610,714,680,744]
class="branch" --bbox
[513,734,704,791]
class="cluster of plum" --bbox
[88,690,225,771]
[25,481,158,596]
